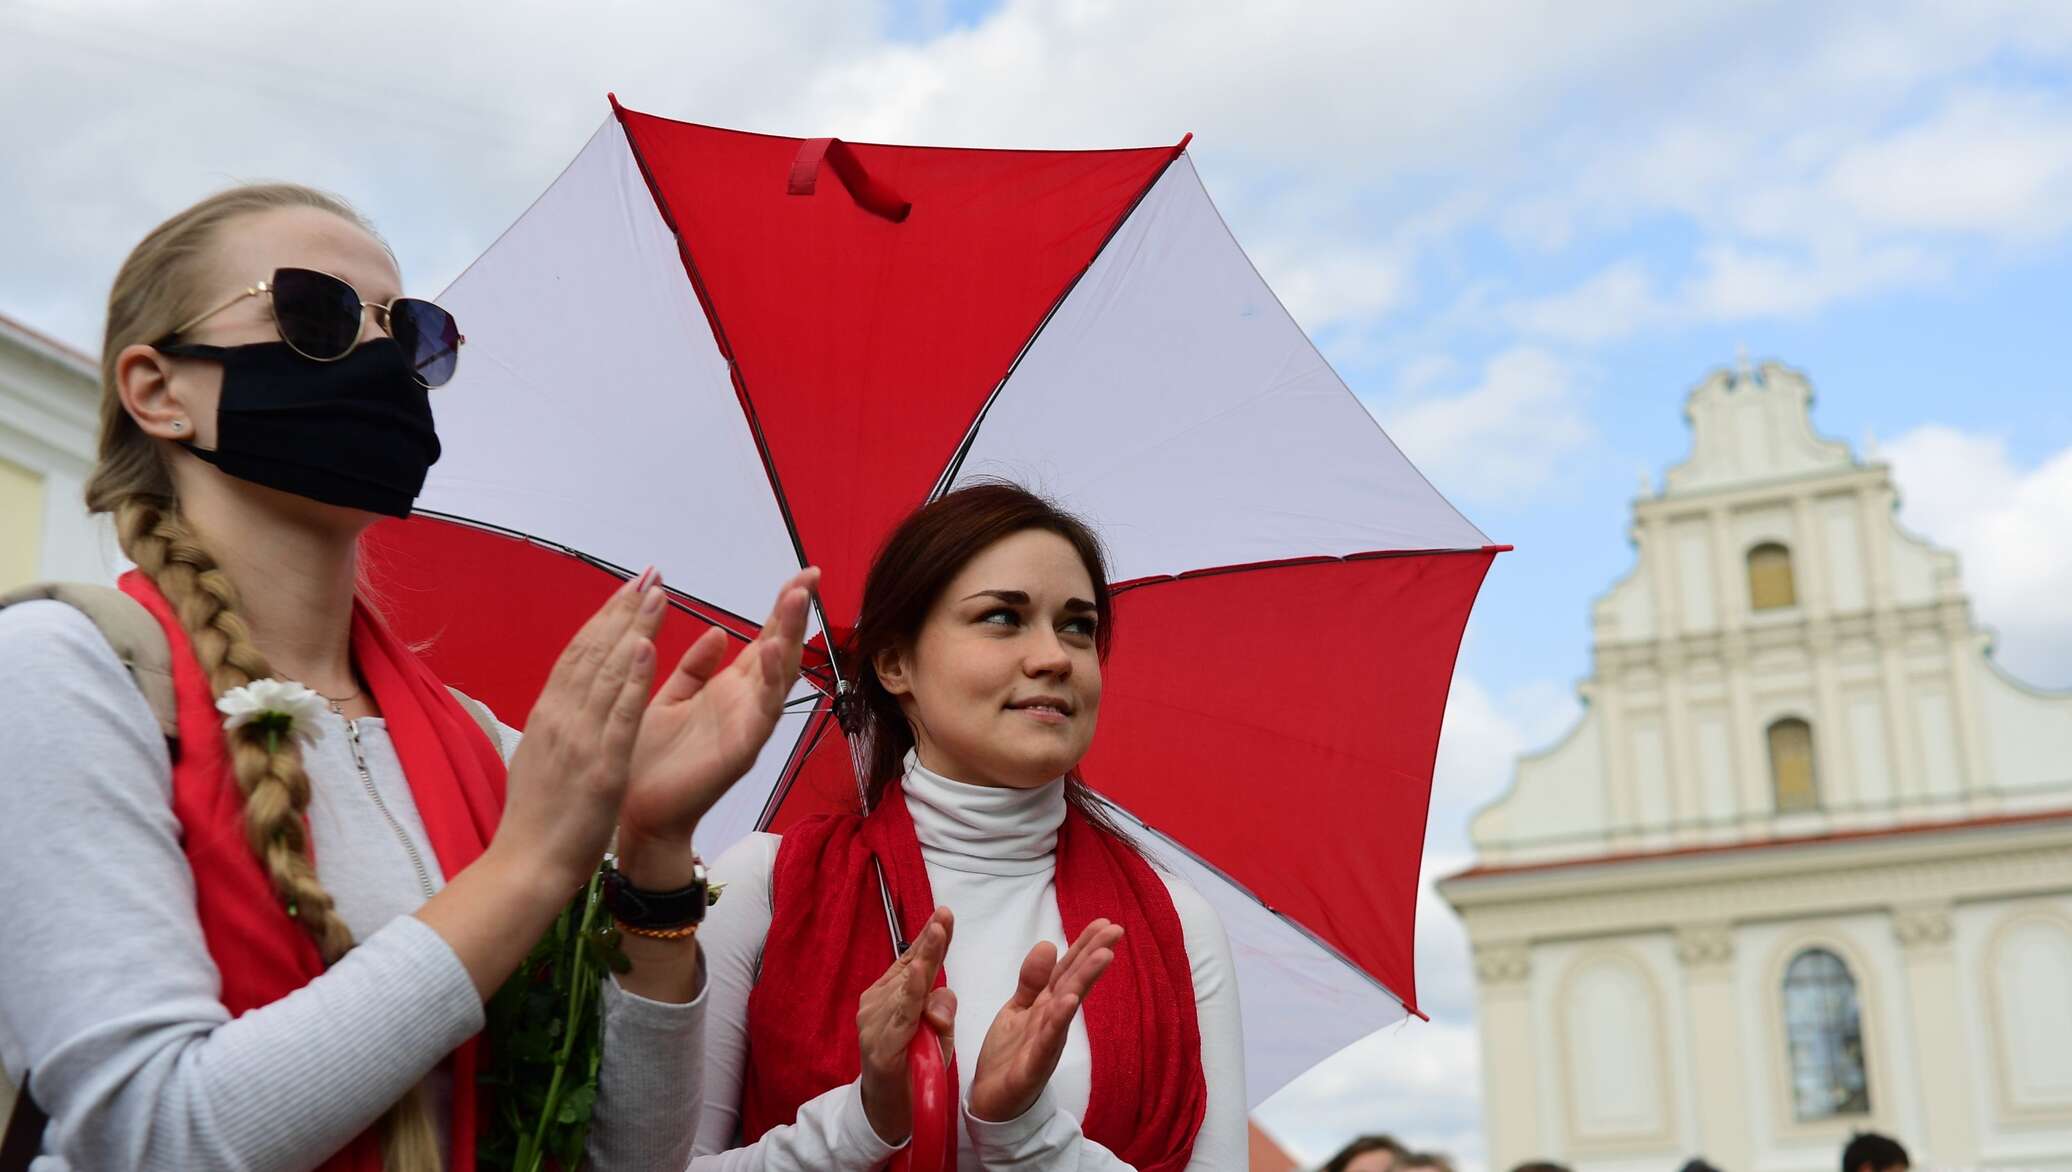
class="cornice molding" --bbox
[1446,820,2072,945]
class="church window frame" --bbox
[1768,716,1820,813]
[1782,946,1872,1121]
[1748,541,1797,611]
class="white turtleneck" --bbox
[688,757,1246,1172]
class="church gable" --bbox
[1471,360,2072,868]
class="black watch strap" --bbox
[601,855,709,929]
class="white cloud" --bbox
[1882,426,2072,687]
[1682,241,1939,319]
[1248,239,1414,335]
[19,0,2068,355]
[1504,260,1664,345]
[1375,347,1595,503]
[1505,241,1943,345]
[1823,89,2072,241]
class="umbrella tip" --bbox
[1175,132,1194,154]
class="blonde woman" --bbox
[0,185,816,1171]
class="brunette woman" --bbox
[692,483,1244,1170]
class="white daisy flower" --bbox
[216,678,330,748]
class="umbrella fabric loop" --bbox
[788,137,912,223]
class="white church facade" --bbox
[0,311,108,594]
[0,311,106,1137]
[1440,362,2072,1172]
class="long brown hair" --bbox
[88,184,439,1171]
[841,481,1137,845]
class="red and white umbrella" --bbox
[369,97,1501,1106]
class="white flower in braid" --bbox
[217,678,329,751]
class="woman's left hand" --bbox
[615,566,819,872]
[967,919,1125,1123]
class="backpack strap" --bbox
[445,686,505,755]
[0,581,177,741]
[1,583,508,756]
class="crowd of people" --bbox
[1313,1129,1912,1172]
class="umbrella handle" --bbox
[889,1020,958,1172]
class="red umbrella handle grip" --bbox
[889,1022,958,1172]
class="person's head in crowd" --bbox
[1843,1130,1910,1172]
[1509,1162,1572,1172]
[1395,1152,1454,1172]
[1319,1134,1409,1172]
[1678,1159,1721,1172]
[848,479,1133,838]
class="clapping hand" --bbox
[966,919,1124,1123]
[616,567,819,860]
[857,907,959,1145]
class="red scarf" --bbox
[122,570,505,1171]
[741,785,1206,1170]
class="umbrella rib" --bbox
[927,133,1196,504]
[606,106,837,675]
[1081,790,1419,1019]
[754,702,841,831]
[1174,152,1490,550]
[405,508,766,642]
[1108,543,1511,599]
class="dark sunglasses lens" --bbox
[390,298,462,387]
[271,268,362,359]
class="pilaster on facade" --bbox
[1674,921,1736,974]
[1674,920,1752,1172]
[1473,940,1533,988]
[1891,901,1955,955]
[1889,899,1979,1162]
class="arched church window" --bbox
[1783,947,1871,1120]
[1748,542,1797,610]
[1769,717,1819,812]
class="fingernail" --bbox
[641,586,665,616]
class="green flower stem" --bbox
[521,867,606,1172]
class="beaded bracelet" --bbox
[616,919,700,941]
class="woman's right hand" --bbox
[857,906,957,1146]
[490,569,668,893]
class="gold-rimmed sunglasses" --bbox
[160,267,465,388]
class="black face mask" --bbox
[162,338,442,518]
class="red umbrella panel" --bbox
[368,99,1500,1106]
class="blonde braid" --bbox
[94,183,444,1172]
[118,498,356,959]
[117,498,442,1168]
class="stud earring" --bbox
[170,420,185,432]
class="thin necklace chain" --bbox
[312,681,362,714]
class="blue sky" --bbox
[5,3,2071,1168]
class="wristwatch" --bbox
[600,853,709,929]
